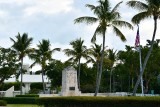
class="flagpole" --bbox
[137,25,144,96]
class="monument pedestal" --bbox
[61,66,81,96]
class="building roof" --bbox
[4,74,49,83]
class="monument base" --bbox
[61,90,81,96]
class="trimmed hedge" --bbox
[0,100,7,106]
[15,94,39,97]
[0,97,37,104]
[37,96,160,107]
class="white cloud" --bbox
[0,10,8,17]
[0,0,29,5]
[23,0,74,16]
[0,0,74,16]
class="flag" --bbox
[135,26,140,47]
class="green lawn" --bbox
[7,104,40,107]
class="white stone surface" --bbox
[61,66,81,96]
[4,86,14,97]
[4,74,49,83]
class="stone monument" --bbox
[61,66,81,96]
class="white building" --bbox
[2,64,50,97]
[4,74,49,94]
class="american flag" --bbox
[135,26,140,47]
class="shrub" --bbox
[29,88,41,94]
[30,83,43,90]
[15,94,39,97]
[81,84,95,93]
[0,100,7,106]
[37,96,160,107]
[0,82,20,91]
[0,97,37,104]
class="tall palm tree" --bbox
[127,0,160,96]
[75,0,133,96]
[10,33,33,95]
[64,38,90,90]
[29,39,60,94]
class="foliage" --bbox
[29,39,60,94]
[127,0,160,95]
[30,83,43,90]
[10,32,33,95]
[0,97,37,104]
[45,60,64,88]
[64,38,90,89]
[8,104,38,107]
[0,47,19,86]
[28,88,41,94]
[0,100,7,106]
[0,82,20,91]
[75,0,133,96]
[37,96,160,107]
[15,95,39,97]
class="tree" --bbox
[107,49,117,92]
[88,43,102,93]
[10,33,33,95]
[117,45,139,92]
[0,47,19,87]
[29,39,60,94]
[63,38,90,90]
[127,0,160,95]
[75,0,133,96]
[45,60,66,89]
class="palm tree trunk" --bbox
[132,18,157,96]
[110,69,112,93]
[20,58,23,95]
[77,58,81,90]
[42,69,45,94]
[94,61,100,96]
[94,31,105,96]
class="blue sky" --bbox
[0,0,159,71]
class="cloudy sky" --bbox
[0,0,159,71]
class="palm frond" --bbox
[127,1,148,11]
[86,4,96,11]
[111,1,123,13]
[30,61,37,68]
[10,38,16,43]
[91,25,104,43]
[131,11,152,24]
[52,48,61,52]
[74,17,98,24]
[112,20,133,30]
[63,49,76,56]
[112,26,126,42]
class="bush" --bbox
[0,100,7,106]
[0,82,20,91]
[0,97,37,104]
[81,84,95,93]
[15,94,39,97]
[29,88,41,94]
[30,83,43,90]
[37,96,160,107]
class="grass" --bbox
[7,104,40,107]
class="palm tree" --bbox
[127,0,160,96]
[63,38,90,90]
[10,33,33,95]
[108,49,117,93]
[29,39,60,94]
[88,43,102,94]
[75,0,133,96]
